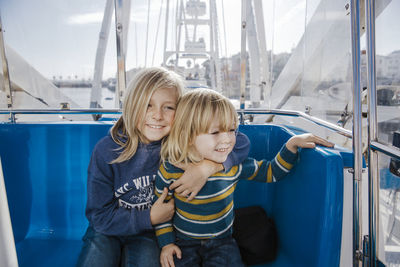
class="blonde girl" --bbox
[155,89,333,267]
[77,68,250,267]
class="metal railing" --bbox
[366,0,378,265]
[237,108,352,138]
[0,107,353,138]
[0,109,121,115]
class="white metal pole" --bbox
[90,0,114,111]
[350,0,363,265]
[210,0,222,92]
[253,0,270,106]
[145,0,151,67]
[209,0,216,90]
[240,0,247,110]
[114,0,127,108]
[163,0,170,66]
[366,0,378,264]
[121,0,131,64]
[246,0,261,108]
[0,157,19,267]
[175,0,183,69]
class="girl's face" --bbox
[139,87,178,143]
[193,120,236,163]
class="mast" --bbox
[163,0,171,66]
[246,0,261,107]
[90,0,114,111]
[210,0,222,92]
[253,0,270,107]
[114,0,130,108]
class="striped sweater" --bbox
[154,144,298,248]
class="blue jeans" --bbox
[174,236,244,267]
[76,226,160,267]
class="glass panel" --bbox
[376,6,400,262]
[0,0,361,133]
[268,0,307,104]
[0,0,117,121]
[118,0,354,145]
[375,0,400,147]
[378,150,400,265]
[255,0,353,147]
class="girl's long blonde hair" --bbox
[110,67,184,163]
[161,89,238,165]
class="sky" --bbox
[0,0,399,80]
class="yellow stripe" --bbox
[159,163,183,180]
[277,153,293,170]
[212,166,239,177]
[155,227,173,236]
[247,161,263,180]
[267,164,272,183]
[174,184,236,204]
[176,200,233,221]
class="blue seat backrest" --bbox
[0,123,344,267]
[0,123,111,267]
[236,124,344,267]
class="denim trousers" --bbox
[174,236,244,267]
[76,226,160,267]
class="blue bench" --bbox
[0,123,344,266]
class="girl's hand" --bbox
[286,133,334,153]
[160,243,182,267]
[170,160,223,201]
[150,188,175,225]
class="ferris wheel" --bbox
[163,0,222,91]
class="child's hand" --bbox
[170,160,223,201]
[160,243,182,267]
[150,188,175,225]
[286,133,334,153]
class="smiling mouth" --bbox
[147,124,164,129]
[215,147,230,152]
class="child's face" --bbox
[139,87,178,143]
[193,120,236,163]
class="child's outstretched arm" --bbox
[169,131,250,200]
[240,133,333,183]
[285,133,334,153]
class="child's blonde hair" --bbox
[111,67,184,163]
[161,88,238,165]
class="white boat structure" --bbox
[0,0,400,266]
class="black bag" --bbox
[232,206,278,265]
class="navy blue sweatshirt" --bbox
[85,132,250,236]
